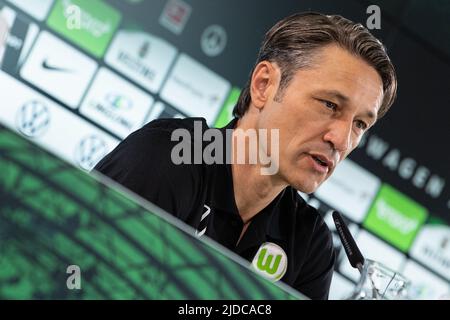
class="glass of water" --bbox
[349,259,410,300]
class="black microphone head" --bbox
[332,210,365,270]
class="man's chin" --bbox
[282,167,326,193]
[290,180,321,194]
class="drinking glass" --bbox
[349,259,410,300]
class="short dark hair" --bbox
[233,12,397,119]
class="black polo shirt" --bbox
[94,117,335,300]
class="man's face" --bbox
[255,44,384,193]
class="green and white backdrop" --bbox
[0,0,448,299]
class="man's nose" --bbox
[323,119,353,153]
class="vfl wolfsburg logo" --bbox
[251,242,287,282]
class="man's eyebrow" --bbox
[365,110,377,122]
[316,89,350,104]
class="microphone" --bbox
[333,210,383,299]
[332,210,365,273]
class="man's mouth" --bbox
[308,153,334,174]
[311,155,328,167]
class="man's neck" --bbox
[231,163,285,223]
[231,117,287,224]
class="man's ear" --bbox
[249,61,280,110]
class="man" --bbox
[94,12,397,299]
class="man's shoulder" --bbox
[93,118,210,220]
[111,117,210,155]
[94,117,210,176]
[139,117,209,136]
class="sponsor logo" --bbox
[20,31,97,108]
[375,199,420,234]
[195,204,211,237]
[105,93,133,111]
[16,100,50,137]
[74,134,107,171]
[118,49,155,81]
[79,68,153,138]
[358,133,446,200]
[411,223,450,280]
[105,29,177,93]
[160,53,230,123]
[314,159,381,223]
[41,58,73,72]
[201,24,227,57]
[159,0,191,35]
[47,0,121,57]
[364,184,428,252]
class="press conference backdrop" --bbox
[0,0,448,299]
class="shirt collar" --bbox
[209,117,239,213]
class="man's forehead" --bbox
[292,48,383,110]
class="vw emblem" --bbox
[75,135,108,171]
[16,100,51,137]
[201,24,227,57]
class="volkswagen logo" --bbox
[16,100,51,138]
[75,135,108,171]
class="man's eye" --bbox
[355,120,368,130]
[322,100,337,111]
